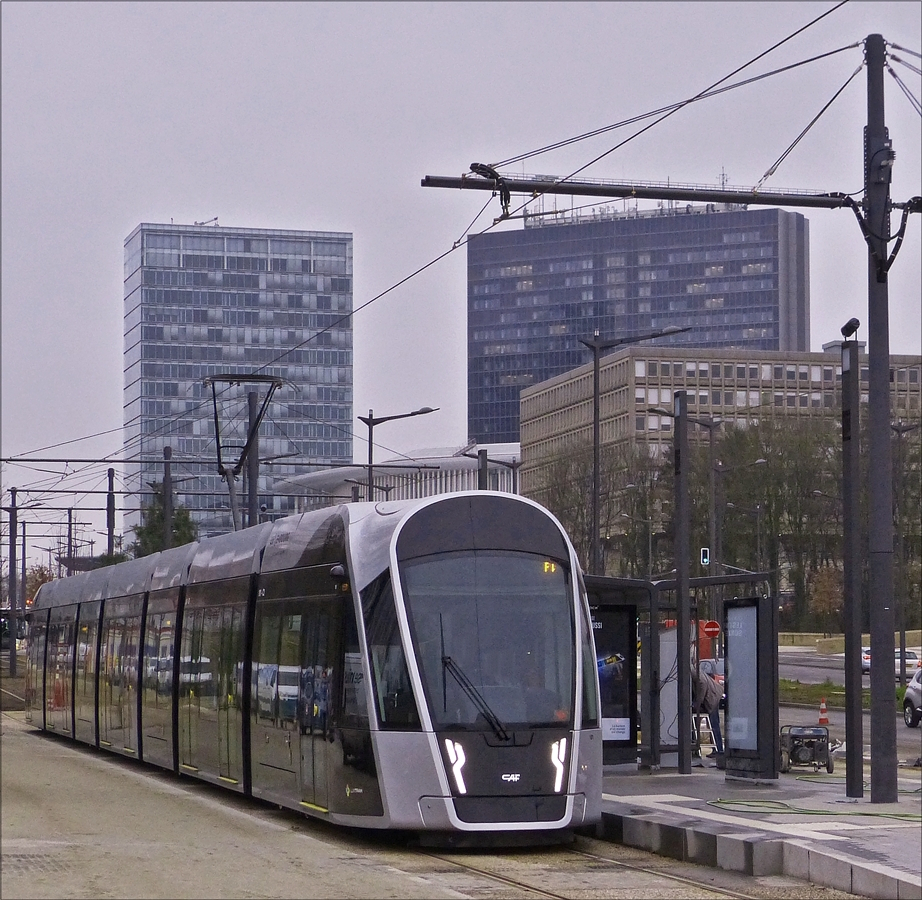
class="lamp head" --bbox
[840,317,860,339]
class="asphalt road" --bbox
[778,646,922,687]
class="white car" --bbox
[903,669,922,728]
[860,648,920,681]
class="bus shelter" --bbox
[585,572,775,773]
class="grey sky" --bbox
[2,1,920,568]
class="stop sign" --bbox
[702,620,721,638]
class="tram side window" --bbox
[341,606,368,727]
[580,601,600,728]
[254,610,281,722]
[361,575,420,729]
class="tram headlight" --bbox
[444,739,467,794]
[550,738,567,793]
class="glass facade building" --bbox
[468,204,809,443]
[123,223,353,537]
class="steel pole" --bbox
[247,392,259,527]
[367,410,374,501]
[842,337,863,798]
[163,447,173,549]
[674,391,691,773]
[707,425,717,621]
[865,33,897,804]
[591,346,601,574]
[8,489,17,677]
[106,468,115,557]
[20,522,26,616]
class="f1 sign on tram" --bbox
[25,492,602,844]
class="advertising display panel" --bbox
[591,606,637,764]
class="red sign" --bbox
[702,620,721,638]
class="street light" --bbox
[647,390,693,773]
[579,325,690,575]
[649,408,723,618]
[357,406,439,500]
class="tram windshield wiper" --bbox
[441,655,511,742]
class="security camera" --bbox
[840,318,860,339]
[259,504,268,513]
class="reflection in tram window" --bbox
[362,575,420,728]
[401,551,573,730]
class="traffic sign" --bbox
[702,620,721,638]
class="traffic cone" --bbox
[818,697,829,726]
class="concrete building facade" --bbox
[519,344,921,500]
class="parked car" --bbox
[860,647,920,680]
[903,669,922,728]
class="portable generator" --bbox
[779,725,835,773]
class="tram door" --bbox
[299,598,342,811]
[25,610,48,727]
[46,607,77,736]
[99,599,142,755]
[250,603,300,802]
[179,596,246,786]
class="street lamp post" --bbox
[6,488,17,678]
[357,406,439,500]
[690,416,721,620]
[674,390,692,774]
[840,321,863,799]
[579,325,689,575]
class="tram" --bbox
[25,491,602,843]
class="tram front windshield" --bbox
[401,551,574,731]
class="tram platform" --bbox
[599,754,922,900]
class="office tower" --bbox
[468,204,809,443]
[123,222,353,536]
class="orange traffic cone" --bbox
[818,697,829,726]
